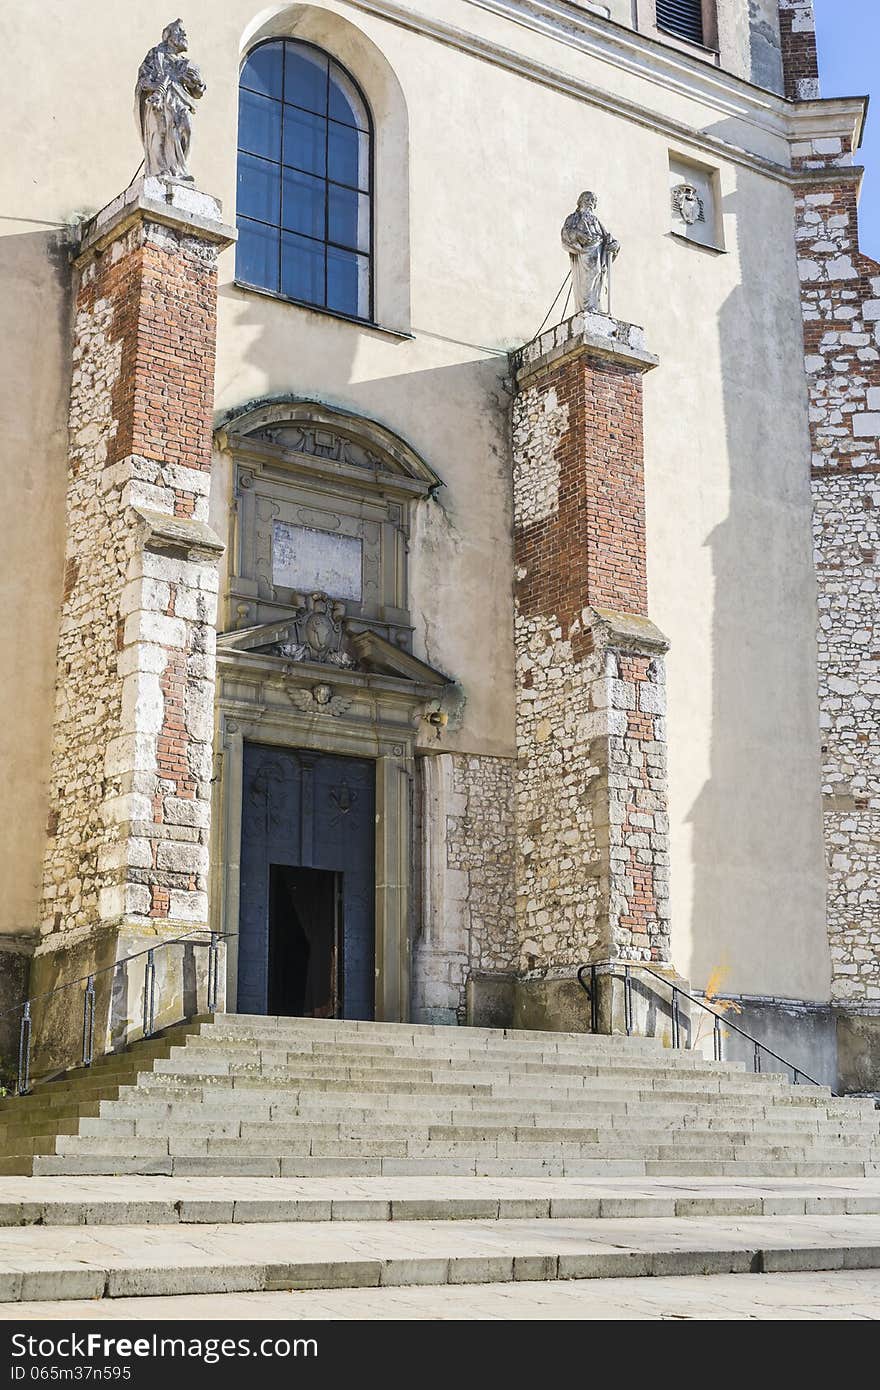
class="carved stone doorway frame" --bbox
[211,648,448,1022]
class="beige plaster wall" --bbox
[0,0,829,999]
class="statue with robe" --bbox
[135,19,206,180]
[561,191,620,315]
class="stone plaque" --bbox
[272,522,363,601]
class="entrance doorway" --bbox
[238,744,375,1019]
[268,865,340,1017]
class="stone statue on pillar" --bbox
[561,191,620,315]
[135,19,206,180]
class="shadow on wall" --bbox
[0,226,71,975]
[684,145,829,1014]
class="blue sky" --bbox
[814,0,879,257]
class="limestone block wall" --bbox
[412,751,516,1024]
[792,125,880,1006]
[35,185,230,1020]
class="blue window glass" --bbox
[282,168,325,239]
[238,89,281,162]
[238,153,280,224]
[236,40,372,319]
[282,232,325,303]
[240,42,283,100]
[238,219,280,294]
[282,105,325,178]
[327,247,368,317]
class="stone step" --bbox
[132,1069,801,1096]
[5,1095,861,1141]
[0,1213,878,1301]
[140,1055,759,1084]
[7,1152,874,1179]
[29,1131,880,1167]
[2,1175,879,1227]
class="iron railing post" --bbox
[82,975,96,1068]
[143,949,156,1038]
[17,1001,31,1096]
[574,958,827,1091]
[590,963,598,1033]
[207,932,219,1013]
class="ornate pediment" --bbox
[218,598,451,690]
[216,398,443,494]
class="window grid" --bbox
[236,40,373,322]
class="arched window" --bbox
[236,40,372,321]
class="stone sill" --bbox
[669,231,727,255]
[231,281,414,341]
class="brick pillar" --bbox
[32,178,234,1069]
[790,111,880,1083]
[778,1,820,102]
[510,313,678,1032]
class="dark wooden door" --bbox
[238,744,375,1019]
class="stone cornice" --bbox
[339,0,869,185]
[511,311,658,387]
[74,178,237,264]
[787,96,868,151]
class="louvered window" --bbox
[656,0,705,46]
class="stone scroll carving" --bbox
[561,191,620,315]
[135,19,206,180]
[253,425,385,473]
[271,592,356,668]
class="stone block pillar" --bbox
[789,105,880,1085]
[31,178,235,1070]
[510,312,679,1032]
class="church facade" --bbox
[1,0,878,1091]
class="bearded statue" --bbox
[560,191,620,315]
[135,19,206,180]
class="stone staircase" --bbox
[1,1015,879,1315]
[1,1014,878,1179]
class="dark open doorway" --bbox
[268,865,341,1018]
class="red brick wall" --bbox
[778,1,819,102]
[514,355,649,644]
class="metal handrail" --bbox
[3,928,232,1097]
[577,960,829,1092]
